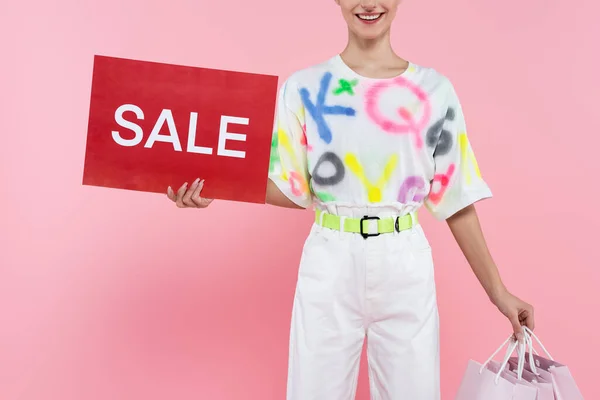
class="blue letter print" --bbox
[300,72,356,144]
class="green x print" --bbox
[332,79,358,96]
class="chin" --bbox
[352,28,388,40]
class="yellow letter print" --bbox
[277,125,300,182]
[277,124,310,196]
[345,153,398,202]
[458,132,482,185]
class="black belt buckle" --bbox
[395,214,413,232]
[360,216,380,239]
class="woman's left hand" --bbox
[492,289,535,341]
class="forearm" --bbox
[266,179,305,209]
[446,205,507,302]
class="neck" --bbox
[341,30,397,65]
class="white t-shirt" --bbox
[268,55,492,220]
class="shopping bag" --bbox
[455,334,538,400]
[509,327,584,400]
[486,360,538,399]
[505,362,554,400]
[505,359,554,400]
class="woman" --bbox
[167,0,535,398]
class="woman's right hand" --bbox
[167,178,214,208]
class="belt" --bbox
[315,209,418,239]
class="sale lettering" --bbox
[111,104,249,158]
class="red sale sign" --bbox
[83,55,278,203]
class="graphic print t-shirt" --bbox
[268,55,492,220]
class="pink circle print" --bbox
[365,77,432,148]
[289,171,308,197]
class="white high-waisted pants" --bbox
[286,208,440,400]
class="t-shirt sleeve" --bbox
[424,79,492,220]
[268,79,312,208]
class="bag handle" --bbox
[517,332,537,375]
[519,326,554,377]
[478,334,512,374]
[479,334,526,384]
[515,339,527,380]
[523,326,553,360]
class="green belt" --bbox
[315,209,418,239]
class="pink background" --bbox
[1,0,598,399]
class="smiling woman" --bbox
[167,1,535,399]
[2,0,598,398]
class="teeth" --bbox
[358,13,381,20]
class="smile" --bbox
[356,13,384,22]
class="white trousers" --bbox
[287,212,440,400]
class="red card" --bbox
[83,55,278,203]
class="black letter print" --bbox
[426,108,455,157]
[312,152,345,186]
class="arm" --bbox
[266,179,305,209]
[446,205,505,300]
[447,205,534,339]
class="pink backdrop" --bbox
[1,0,598,399]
